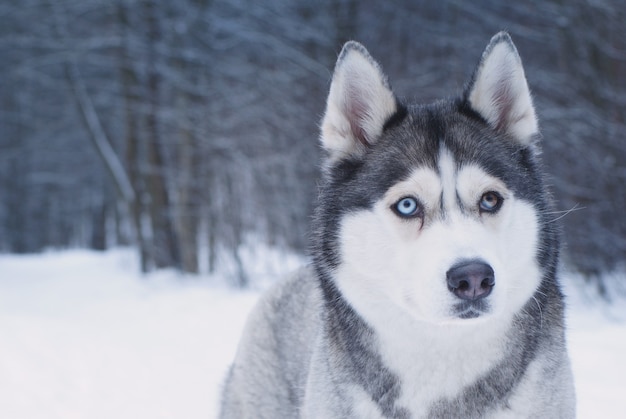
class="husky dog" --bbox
[220,32,576,418]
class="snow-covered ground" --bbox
[0,249,624,418]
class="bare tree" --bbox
[0,0,623,290]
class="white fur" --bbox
[335,147,542,414]
[348,386,386,419]
[438,147,458,212]
[320,43,397,162]
[468,38,538,144]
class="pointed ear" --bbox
[320,41,398,162]
[465,32,538,145]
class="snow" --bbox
[565,272,626,419]
[0,249,624,418]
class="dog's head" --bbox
[313,33,558,325]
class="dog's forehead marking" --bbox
[437,146,458,215]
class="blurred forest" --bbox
[0,0,624,288]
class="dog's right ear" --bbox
[320,42,398,163]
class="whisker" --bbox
[532,296,544,329]
[544,204,585,224]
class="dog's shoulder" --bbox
[234,265,322,367]
[220,266,322,419]
[252,266,321,334]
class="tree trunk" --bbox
[175,111,200,274]
[118,2,150,272]
[144,0,180,270]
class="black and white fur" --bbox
[220,32,576,418]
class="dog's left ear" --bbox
[465,32,538,145]
[320,41,398,162]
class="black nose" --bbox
[446,260,495,301]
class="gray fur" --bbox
[220,32,575,418]
[220,268,320,418]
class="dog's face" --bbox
[315,34,552,325]
[334,120,542,324]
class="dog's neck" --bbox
[316,269,539,417]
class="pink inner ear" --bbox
[345,85,371,147]
[493,78,514,133]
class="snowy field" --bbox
[0,249,624,419]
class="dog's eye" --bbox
[393,197,421,218]
[479,191,503,213]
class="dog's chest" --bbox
[370,316,512,416]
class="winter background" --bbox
[1,249,625,418]
[1,1,625,418]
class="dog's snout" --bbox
[446,260,495,301]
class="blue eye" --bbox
[394,197,421,218]
[479,191,503,213]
